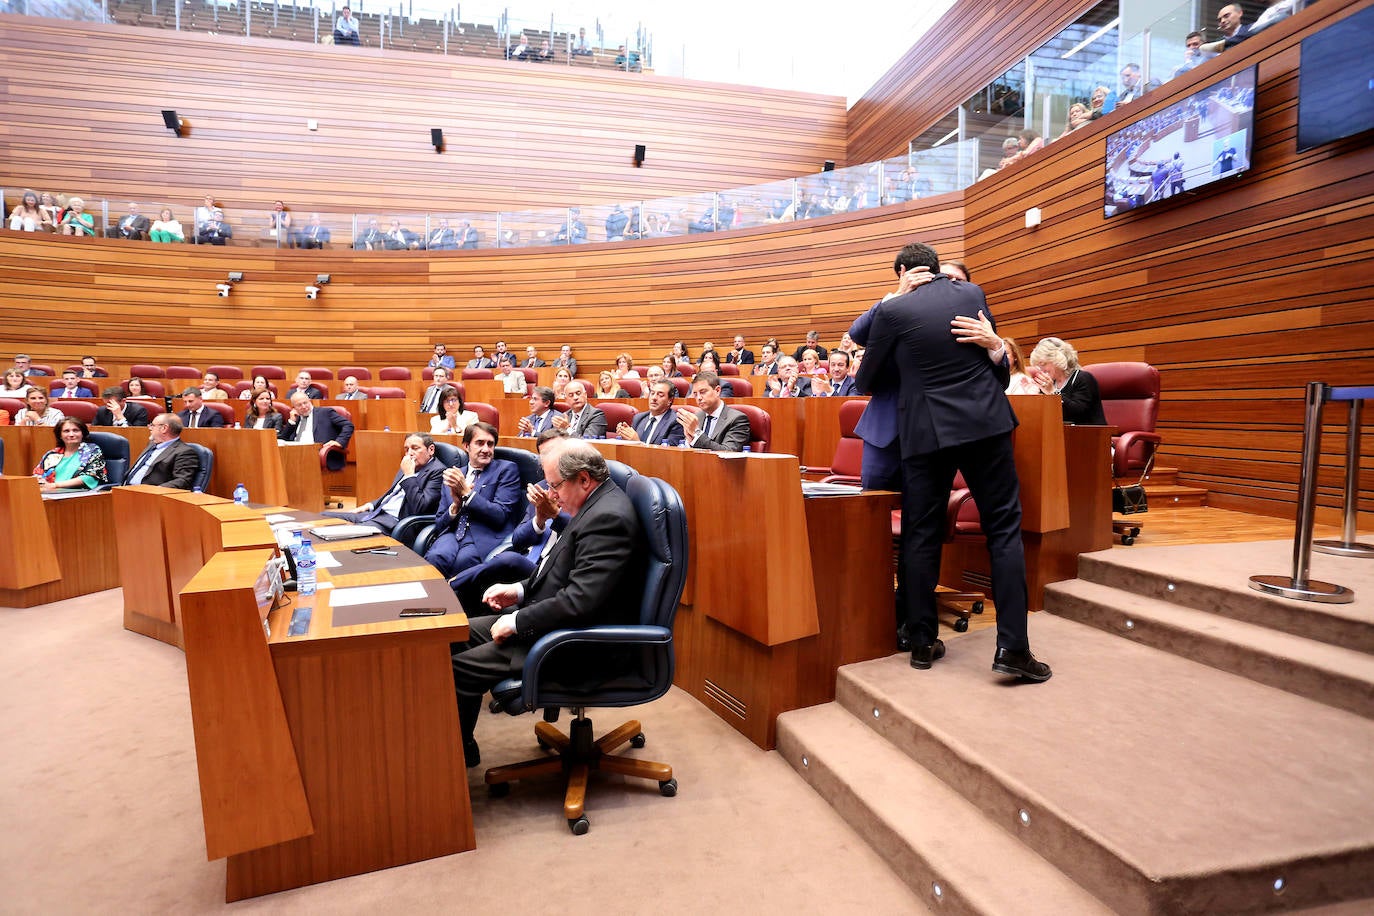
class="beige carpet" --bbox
[0,589,925,914]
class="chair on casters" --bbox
[1085,362,1162,545]
[186,443,214,492]
[484,474,688,835]
[88,432,130,486]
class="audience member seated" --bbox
[1059,103,1093,140]
[431,386,479,437]
[519,386,563,437]
[491,341,516,369]
[337,376,368,400]
[753,344,780,375]
[1173,31,1210,78]
[592,371,630,399]
[1201,1,1298,53]
[238,375,273,400]
[678,371,749,451]
[124,376,152,398]
[1004,338,1038,394]
[199,372,229,401]
[196,209,232,245]
[688,203,733,233]
[812,351,857,396]
[1,367,34,398]
[614,45,641,70]
[1028,337,1107,424]
[726,335,754,366]
[1118,63,1148,105]
[507,32,530,60]
[15,389,64,426]
[94,386,150,427]
[423,422,522,579]
[428,343,457,372]
[767,356,813,398]
[424,218,459,250]
[618,378,685,446]
[535,39,554,62]
[127,414,198,488]
[59,197,95,237]
[467,346,495,370]
[244,390,285,431]
[297,213,330,248]
[551,367,573,400]
[380,219,418,250]
[998,137,1023,169]
[33,418,108,491]
[605,204,630,241]
[278,392,355,462]
[193,194,218,234]
[178,387,225,428]
[553,381,607,439]
[326,433,445,533]
[111,202,150,240]
[495,362,528,394]
[420,367,453,413]
[355,217,386,250]
[551,345,578,376]
[1018,129,1045,158]
[457,220,479,249]
[78,356,108,379]
[149,207,185,243]
[791,331,827,362]
[37,192,61,233]
[1089,86,1111,119]
[552,208,588,244]
[797,349,826,378]
[53,370,95,399]
[291,371,326,400]
[8,190,46,232]
[572,26,592,55]
[334,5,361,45]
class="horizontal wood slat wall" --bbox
[0,16,845,215]
[962,0,1374,521]
[846,0,1090,164]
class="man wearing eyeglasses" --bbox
[450,441,647,767]
[127,414,199,489]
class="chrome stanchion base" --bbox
[1312,540,1374,559]
[1248,574,1354,603]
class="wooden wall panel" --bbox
[846,0,1090,164]
[961,1,1374,520]
[0,16,845,215]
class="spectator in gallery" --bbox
[36,192,60,232]
[297,213,330,249]
[572,26,592,55]
[1089,86,1111,120]
[383,219,418,250]
[552,208,588,245]
[614,45,640,70]
[334,5,361,45]
[1118,63,1147,105]
[492,341,516,369]
[149,207,185,243]
[1173,31,1209,78]
[536,39,554,61]
[8,190,46,232]
[1059,103,1093,139]
[605,204,630,241]
[1017,129,1044,158]
[196,209,232,245]
[998,137,1023,170]
[355,217,386,250]
[457,219,479,249]
[508,32,530,60]
[551,345,578,377]
[33,418,108,492]
[522,346,547,368]
[111,202,150,240]
[265,200,292,244]
[467,346,495,370]
[193,194,219,233]
[425,218,458,251]
[60,197,95,237]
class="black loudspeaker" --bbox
[161,109,183,137]
[633,144,646,167]
[822,160,835,171]
[431,128,444,152]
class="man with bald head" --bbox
[338,375,368,400]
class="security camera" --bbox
[227,271,244,283]
[305,285,320,300]
[315,274,331,285]
[216,283,232,297]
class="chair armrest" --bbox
[520,625,673,709]
[320,442,347,472]
[1113,431,1162,479]
[800,465,831,475]
[946,488,974,540]
[820,474,861,485]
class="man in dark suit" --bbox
[522,346,547,368]
[451,441,647,765]
[424,422,522,580]
[855,241,1050,682]
[424,218,458,251]
[177,387,225,428]
[553,381,606,439]
[420,367,452,413]
[297,214,331,249]
[95,386,150,427]
[766,357,813,398]
[813,351,858,397]
[618,379,685,446]
[279,391,354,471]
[678,371,750,451]
[466,346,495,370]
[457,220,479,250]
[290,371,327,401]
[78,356,108,379]
[325,433,444,533]
[725,335,755,366]
[127,414,199,489]
[111,203,151,240]
[196,209,232,245]
[518,386,563,437]
[551,345,578,377]
[792,330,828,362]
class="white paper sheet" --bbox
[314,552,343,569]
[264,513,295,523]
[328,582,427,607]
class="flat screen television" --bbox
[1103,66,1257,218]
[1297,5,1374,152]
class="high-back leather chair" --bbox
[519,368,538,386]
[187,442,214,492]
[165,366,201,381]
[0,397,21,419]
[88,432,130,486]
[369,386,407,399]
[299,366,334,380]
[495,445,544,489]
[618,378,642,398]
[252,365,288,380]
[203,402,235,426]
[485,474,688,834]
[379,366,412,381]
[461,368,494,380]
[54,400,99,423]
[125,378,166,397]
[815,399,868,482]
[598,401,636,434]
[725,377,753,397]
[0,437,4,474]
[337,366,372,380]
[468,401,499,427]
[206,364,244,380]
[605,459,638,490]
[669,378,690,398]
[731,404,771,452]
[1085,362,1162,545]
[718,363,739,376]
[129,364,165,378]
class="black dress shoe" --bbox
[992,647,1052,682]
[910,639,946,670]
[463,737,481,768]
[896,622,913,653]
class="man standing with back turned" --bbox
[854,242,1051,682]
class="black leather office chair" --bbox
[0,437,5,474]
[392,447,467,552]
[87,432,130,487]
[485,474,688,835]
[605,458,637,490]
[494,446,543,489]
[187,442,214,492]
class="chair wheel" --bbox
[488,698,501,714]
[659,778,678,797]
[569,815,590,835]
[1122,535,1136,546]
[953,617,969,632]
[537,736,552,751]
[488,782,510,798]
[630,733,646,749]
[971,600,984,615]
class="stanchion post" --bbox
[1314,393,1374,558]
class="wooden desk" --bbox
[180,537,474,901]
[0,476,118,608]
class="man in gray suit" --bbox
[552,381,606,439]
[127,414,199,489]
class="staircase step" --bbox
[832,618,1374,915]
[1046,578,1374,719]
[1138,483,1208,509]
[1077,541,1374,653]
[1143,466,1180,486]
[776,703,1111,916]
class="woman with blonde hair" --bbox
[1004,337,1039,394]
[1028,337,1105,424]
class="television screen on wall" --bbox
[1297,5,1374,152]
[1103,66,1257,218]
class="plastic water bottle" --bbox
[234,421,241,429]
[233,482,249,505]
[742,446,751,453]
[296,537,317,597]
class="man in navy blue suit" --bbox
[424,422,522,580]
[279,391,354,470]
[813,351,858,397]
[177,387,226,428]
[855,242,1050,682]
[324,433,444,533]
[618,379,685,446]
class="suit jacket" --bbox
[94,401,150,427]
[1058,369,1107,426]
[523,358,547,368]
[178,406,225,428]
[420,384,448,413]
[467,358,495,369]
[246,412,285,432]
[690,405,751,452]
[725,348,755,365]
[278,406,354,447]
[521,408,564,437]
[458,227,479,249]
[298,224,331,247]
[337,390,368,400]
[854,276,1013,457]
[630,409,684,446]
[426,228,457,250]
[552,357,578,376]
[293,384,326,400]
[565,405,607,439]
[512,480,647,643]
[767,376,812,398]
[823,375,859,398]
[135,439,199,489]
[53,385,95,398]
[849,301,898,448]
[429,458,523,558]
[370,459,445,521]
[113,214,150,240]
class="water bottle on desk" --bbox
[233,482,249,505]
[297,537,317,597]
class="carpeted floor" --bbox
[0,589,926,914]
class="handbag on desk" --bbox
[1112,484,1148,515]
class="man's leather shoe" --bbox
[463,737,481,768]
[896,622,913,653]
[910,639,945,670]
[992,647,1052,682]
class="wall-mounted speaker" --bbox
[431,128,445,153]
[161,109,184,137]
[634,143,646,167]
[822,160,835,172]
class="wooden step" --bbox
[1139,482,1208,508]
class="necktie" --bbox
[129,447,156,484]
[702,413,715,440]
[190,410,199,427]
[644,415,658,443]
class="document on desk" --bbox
[314,552,343,569]
[264,513,295,524]
[329,582,428,607]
